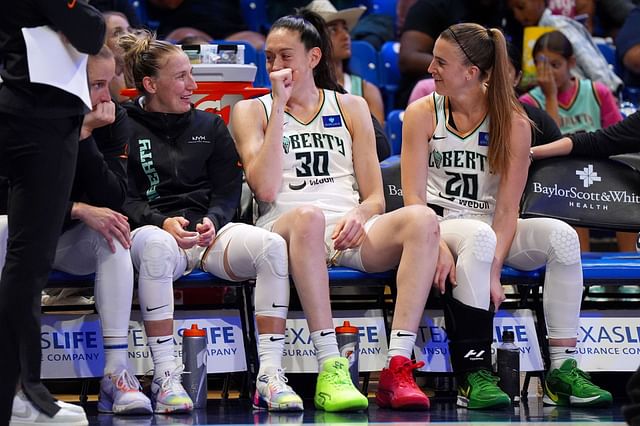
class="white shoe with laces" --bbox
[151,364,193,413]
[99,368,153,414]
[253,367,304,411]
[10,390,88,426]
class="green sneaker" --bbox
[543,359,612,407]
[457,369,511,410]
[314,357,368,412]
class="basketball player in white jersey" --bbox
[232,10,440,412]
[402,22,612,408]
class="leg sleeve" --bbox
[505,218,582,340]
[202,223,289,319]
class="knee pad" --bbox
[443,292,493,374]
[549,225,581,266]
[258,232,288,280]
[139,237,178,280]
[470,225,497,263]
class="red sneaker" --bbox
[376,355,430,410]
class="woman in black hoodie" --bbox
[119,30,304,414]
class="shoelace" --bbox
[395,360,425,388]
[325,366,355,388]
[156,364,185,393]
[566,366,596,388]
[268,368,295,394]
[468,369,500,391]
[114,369,141,391]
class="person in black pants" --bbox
[0,1,105,424]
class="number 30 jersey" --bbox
[427,93,500,218]
[255,90,360,229]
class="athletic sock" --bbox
[310,329,340,369]
[149,334,176,377]
[549,345,577,371]
[387,329,417,367]
[103,336,129,375]
[257,333,285,375]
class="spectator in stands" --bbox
[90,0,141,28]
[548,0,595,33]
[307,0,386,126]
[165,26,212,44]
[519,30,633,251]
[104,11,133,103]
[1,46,154,418]
[508,0,623,93]
[119,30,304,414]
[402,22,612,409]
[0,2,105,424]
[232,10,440,411]
[396,0,521,108]
[616,6,640,88]
[145,0,266,50]
[531,110,640,158]
[396,0,418,34]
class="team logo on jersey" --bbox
[322,115,342,128]
[478,132,489,147]
[282,136,291,154]
[431,149,443,169]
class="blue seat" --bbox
[384,109,404,156]
[371,0,396,21]
[349,40,379,86]
[595,40,622,78]
[379,41,400,113]
[239,0,269,33]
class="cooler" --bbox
[121,63,269,126]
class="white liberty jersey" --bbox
[427,93,500,218]
[255,89,359,229]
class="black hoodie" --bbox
[123,99,242,232]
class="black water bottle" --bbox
[497,330,520,404]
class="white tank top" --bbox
[255,89,359,228]
[427,93,500,218]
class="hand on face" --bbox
[269,68,293,104]
[536,55,558,97]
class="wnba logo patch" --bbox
[478,132,489,147]
[322,115,342,128]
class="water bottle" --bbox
[335,321,360,389]
[182,324,208,408]
[497,330,520,404]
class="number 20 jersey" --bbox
[255,90,360,229]
[427,93,500,217]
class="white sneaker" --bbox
[151,364,193,413]
[10,391,88,426]
[253,367,303,411]
[99,369,153,414]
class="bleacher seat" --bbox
[239,0,269,33]
[371,0,396,22]
[595,39,622,78]
[384,109,404,156]
[379,41,400,113]
[349,40,379,87]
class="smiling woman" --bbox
[118,30,303,414]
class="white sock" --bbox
[549,345,576,371]
[387,330,417,367]
[310,329,340,369]
[258,334,285,374]
[103,336,129,375]
[149,334,176,377]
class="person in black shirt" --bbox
[0,1,105,424]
